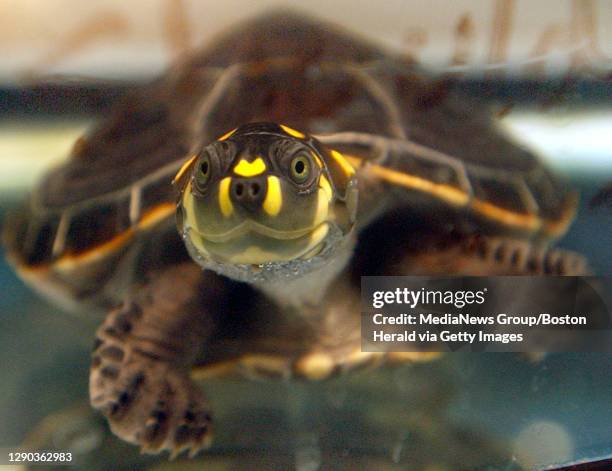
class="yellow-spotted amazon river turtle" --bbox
[3,12,588,457]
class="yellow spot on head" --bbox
[331,150,356,176]
[310,223,329,245]
[319,175,333,201]
[280,124,306,139]
[234,157,267,177]
[313,186,330,226]
[263,176,283,216]
[229,245,287,264]
[219,177,233,217]
[218,128,237,141]
[172,155,197,185]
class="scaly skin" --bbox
[89,264,225,458]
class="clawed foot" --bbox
[90,305,212,458]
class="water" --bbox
[1,92,611,470]
[1,10,612,468]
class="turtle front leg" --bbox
[89,263,225,457]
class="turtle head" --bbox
[174,123,357,281]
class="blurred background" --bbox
[1,0,611,81]
[1,1,611,470]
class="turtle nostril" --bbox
[231,178,265,209]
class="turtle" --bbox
[3,11,589,458]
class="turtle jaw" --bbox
[182,220,330,266]
[181,219,350,285]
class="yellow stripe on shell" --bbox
[367,164,469,207]
[233,157,266,177]
[218,128,237,141]
[52,202,175,272]
[542,191,578,238]
[280,124,306,139]
[172,155,197,185]
[218,177,233,217]
[470,199,541,232]
[263,175,283,216]
[344,153,568,236]
[139,202,177,229]
[366,162,544,233]
[330,149,356,176]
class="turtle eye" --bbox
[195,154,211,188]
[290,154,311,184]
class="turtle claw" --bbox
[90,302,213,457]
[166,432,210,460]
[90,345,213,456]
[165,401,212,459]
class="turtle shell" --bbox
[3,12,576,308]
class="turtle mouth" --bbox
[196,218,321,242]
[184,220,330,265]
